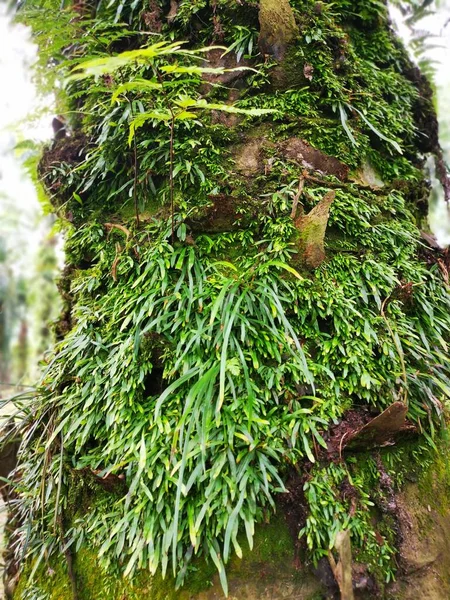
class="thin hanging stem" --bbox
[169,108,175,244]
[133,131,140,229]
[126,94,140,228]
[155,72,176,242]
[290,174,305,219]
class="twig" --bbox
[133,132,140,229]
[381,297,408,405]
[169,108,175,244]
[65,544,79,600]
[53,432,78,600]
[312,434,319,461]
[328,530,355,600]
[125,93,141,229]
[304,172,345,188]
[303,171,385,195]
[111,243,122,282]
[339,430,351,462]
[290,175,305,219]
[154,71,177,243]
[437,258,449,285]
[105,223,131,239]
[40,414,55,526]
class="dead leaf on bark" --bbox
[295,190,336,269]
[345,402,416,450]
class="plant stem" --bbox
[169,109,175,244]
[290,175,305,219]
[133,132,140,229]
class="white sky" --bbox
[0,4,53,277]
[0,5,53,140]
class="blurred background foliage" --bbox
[0,4,60,391]
[390,0,450,253]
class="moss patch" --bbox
[258,0,298,59]
[387,439,450,600]
[14,515,323,600]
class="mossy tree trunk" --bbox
[6,1,450,599]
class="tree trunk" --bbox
[6,1,450,599]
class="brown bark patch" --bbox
[210,90,241,128]
[234,139,265,176]
[141,0,163,32]
[187,194,245,233]
[41,132,87,170]
[325,403,416,460]
[280,138,349,181]
[39,132,88,195]
[324,409,372,460]
[166,0,178,23]
[278,469,309,569]
[201,48,253,90]
[0,423,19,504]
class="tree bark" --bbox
[7,1,450,599]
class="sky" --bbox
[0,1,450,260]
[389,2,450,244]
[0,3,54,277]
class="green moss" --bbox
[116,196,163,222]
[15,547,189,600]
[14,557,71,600]
[259,0,298,57]
[14,516,303,600]
[267,44,309,91]
[228,513,295,576]
[417,435,450,515]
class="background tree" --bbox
[0,238,15,386]
[4,1,450,599]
